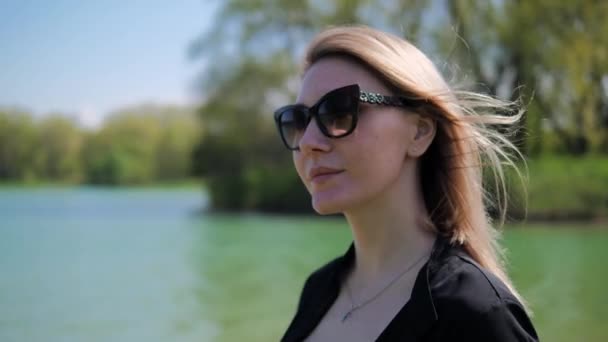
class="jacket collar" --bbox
[336,237,448,341]
[286,235,457,341]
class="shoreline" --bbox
[1,185,605,225]
[0,180,204,190]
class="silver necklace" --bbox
[341,252,429,323]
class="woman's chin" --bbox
[312,203,341,215]
[311,194,350,215]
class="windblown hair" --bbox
[303,25,527,307]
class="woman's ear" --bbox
[408,115,436,158]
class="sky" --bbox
[0,0,217,128]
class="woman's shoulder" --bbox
[427,250,538,340]
[431,251,520,312]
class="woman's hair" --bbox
[302,25,527,307]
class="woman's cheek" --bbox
[293,153,312,193]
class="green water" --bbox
[0,188,606,341]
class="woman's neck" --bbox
[343,163,436,284]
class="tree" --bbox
[37,115,83,181]
[0,108,41,181]
[439,0,608,154]
[155,106,202,181]
[82,104,199,185]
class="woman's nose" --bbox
[298,117,332,153]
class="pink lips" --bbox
[308,167,344,184]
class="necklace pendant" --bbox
[342,310,353,323]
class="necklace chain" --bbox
[341,252,429,323]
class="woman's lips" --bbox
[309,168,344,184]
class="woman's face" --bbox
[293,57,420,214]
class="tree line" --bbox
[2,1,606,218]
[0,105,201,185]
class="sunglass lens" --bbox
[279,108,308,149]
[317,92,357,137]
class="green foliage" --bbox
[193,138,248,209]
[0,109,41,182]
[38,115,84,182]
[438,0,608,155]
[0,105,200,185]
[83,111,162,184]
[156,113,201,180]
[207,171,248,210]
[481,155,608,221]
[244,164,311,213]
[523,156,608,220]
[191,52,305,211]
[493,156,608,221]
[83,105,202,185]
[190,0,608,213]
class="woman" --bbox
[274,26,539,341]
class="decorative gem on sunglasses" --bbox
[360,92,403,106]
[359,92,369,103]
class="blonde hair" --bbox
[303,25,527,307]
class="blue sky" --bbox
[0,0,217,127]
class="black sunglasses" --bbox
[273,84,422,151]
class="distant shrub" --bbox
[505,156,608,221]
[244,165,311,213]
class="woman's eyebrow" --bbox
[291,101,309,108]
[293,96,316,107]
[294,96,321,108]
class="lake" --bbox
[0,188,606,341]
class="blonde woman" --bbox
[275,26,538,341]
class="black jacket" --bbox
[281,236,539,341]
